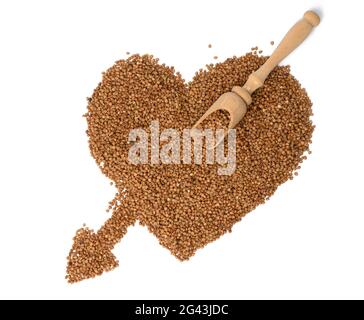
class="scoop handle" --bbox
[242,10,320,94]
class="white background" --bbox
[0,0,363,300]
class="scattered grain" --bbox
[66,52,314,282]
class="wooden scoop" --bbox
[193,10,320,139]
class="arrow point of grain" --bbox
[66,226,118,283]
[66,204,136,283]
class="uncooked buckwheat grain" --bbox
[66,52,314,283]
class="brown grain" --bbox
[66,53,314,282]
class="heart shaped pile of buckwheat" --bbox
[66,53,313,283]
